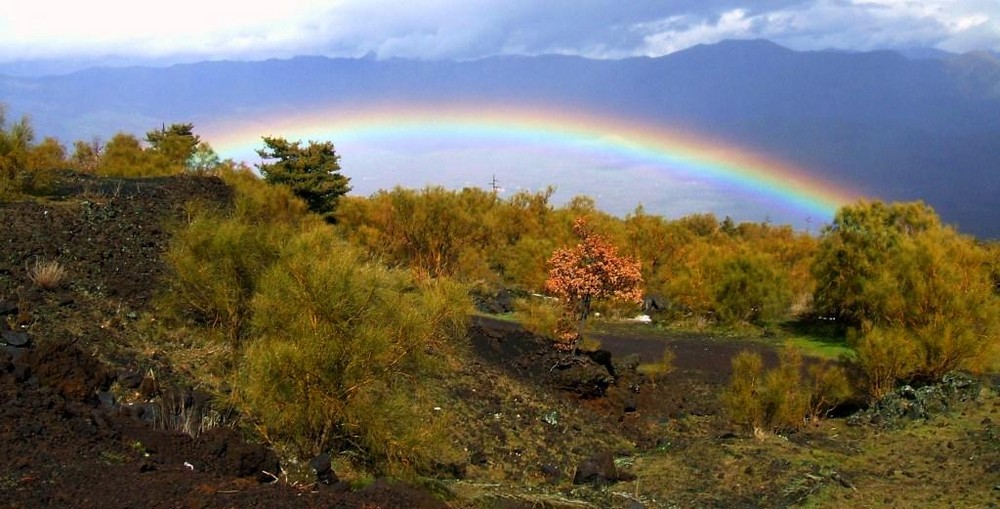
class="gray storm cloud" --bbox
[0,0,997,63]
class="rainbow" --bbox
[205,102,862,220]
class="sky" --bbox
[2,0,999,64]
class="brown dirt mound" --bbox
[24,340,111,401]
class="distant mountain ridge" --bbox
[2,40,999,238]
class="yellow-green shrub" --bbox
[714,251,793,325]
[637,346,675,385]
[97,132,174,177]
[851,327,916,401]
[912,321,993,380]
[234,227,471,474]
[808,362,853,419]
[722,348,835,434]
[0,112,64,198]
[721,351,765,432]
[160,167,313,343]
[852,318,997,401]
[218,165,311,226]
[160,209,286,343]
[513,296,563,340]
[758,348,811,431]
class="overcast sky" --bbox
[2,0,998,64]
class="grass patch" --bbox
[636,346,675,386]
[473,310,519,323]
[625,385,999,508]
[582,318,660,336]
[783,336,854,361]
[28,259,67,290]
[781,320,853,361]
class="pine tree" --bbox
[256,137,350,221]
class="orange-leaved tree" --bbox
[544,217,644,351]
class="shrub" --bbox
[218,165,311,226]
[513,296,563,340]
[911,322,992,381]
[28,260,67,290]
[813,200,995,330]
[159,170,312,344]
[721,351,765,433]
[636,346,675,385]
[852,319,997,401]
[722,348,825,435]
[714,251,793,325]
[234,228,471,474]
[160,209,285,343]
[758,348,810,432]
[850,327,918,401]
[0,111,64,198]
[814,200,999,397]
[807,362,853,419]
[97,133,172,177]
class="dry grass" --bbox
[28,259,67,290]
[636,346,675,386]
[626,388,999,509]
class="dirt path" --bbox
[471,315,778,380]
[595,330,778,373]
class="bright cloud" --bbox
[1,0,335,59]
[0,0,997,64]
[634,0,1000,56]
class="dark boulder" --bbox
[1,330,30,347]
[309,452,339,485]
[472,288,523,315]
[26,341,110,402]
[0,300,17,317]
[552,359,613,398]
[848,372,982,427]
[572,451,620,486]
[585,348,616,379]
[199,427,281,483]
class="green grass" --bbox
[580,317,662,335]
[780,320,854,361]
[472,310,519,323]
[783,336,854,361]
[476,310,860,362]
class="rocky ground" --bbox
[0,173,453,508]
[1,172,997,508]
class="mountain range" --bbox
[2,39,998,238]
